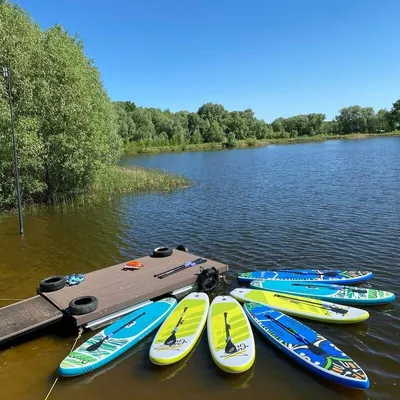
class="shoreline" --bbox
[124,132,400,155]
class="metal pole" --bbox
[2,67,24,235]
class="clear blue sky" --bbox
[12,0,400,121]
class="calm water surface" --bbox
[0,137,399,400]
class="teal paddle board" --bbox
[250,280,395,306]
[238,270,373,284]
[59,297,177,377]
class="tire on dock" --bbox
[176,245,189,252]
[68,296,98,315]
[153,246,173,258]
[39,276,66,292]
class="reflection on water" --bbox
[0,137,399,400]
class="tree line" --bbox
[114,100,400,147]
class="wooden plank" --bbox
[0,315,14,336]
[0,296,63,345]
[42,249,228,326]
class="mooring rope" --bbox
[0,298,24,301]
[44,327,83,400]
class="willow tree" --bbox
[0,0,121,209]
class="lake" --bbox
[0,137,399,400]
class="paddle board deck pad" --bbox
[230,288,369,324]
[59,298,177,376]
[207,295,255,373]
[251,280,395,306]
[244,302,369,389]
[149,292,209,365]
[238,270,373,285]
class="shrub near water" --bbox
[0,1,122,210]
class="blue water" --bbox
[1,137,399,400]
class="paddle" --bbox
[273,293,349,315]
[156,258,208,279]
[86,311,146,352]
[154,258,205,277]
[278,270,339,277]
[154,258,207,278]
[224,312,238,354]
[264,314,326,356]
[164,307,188,346]
[158,259,208,279]
[292,283,367,293]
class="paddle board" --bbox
[230,288,369,323]
[149,292,209,365]
[59,298,177,377]
[244,302,369,389]
[251,280,395,306]
[238,270,373,284]
[207,295,255,373]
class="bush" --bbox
[245,137,257,146]
[226,132,237,148]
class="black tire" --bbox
[176,245,189,252]
[39,276,66,293]
[197,267,220,293]
[69,296,98,315]
[153,246,173,258]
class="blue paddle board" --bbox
[250,280,395,306]
[244,302,369,389]
[238,270,373,284]
[59,297,177,377]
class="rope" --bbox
[0,298,24,301]
[221,274,229,291]
[44,327,83,400]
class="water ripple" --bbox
[0,138,399,400]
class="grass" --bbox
[124,131,400,155]
[124,141,224,154]
[92,165,190,195]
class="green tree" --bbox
[187,112,201,134]
[190,127,202,144]
[131,108,156,142]
[252,119,272,139]
[226,132,236,148]
[272,118,285,134]
[225,111,249,140]
[197,103,227,126]
[202,120,224,142]
[0,1,121,208]
[376,109,390,132]
[0,1,45,206]
[335,106,370,133]
[389,100,400,130]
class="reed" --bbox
[92,165,190,195]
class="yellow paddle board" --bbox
[149,292,209,365]
[207,295,255,373]
[230,288,369,324]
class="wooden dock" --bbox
[42,249,228,326]
[0,296,63,345]
[0,248,228,346]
